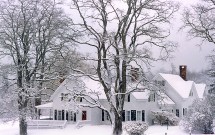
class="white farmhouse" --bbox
[36,65,206,126]
[153,66,206,118]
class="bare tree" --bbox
[181,0,215,45]
[0,0,74,135]
[0,65,18,119]
[181,2,215,130]
[39,50,93,102]
[69,0,179,134]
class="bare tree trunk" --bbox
[113,111,122,135]
[17,67,28,135]
[35,58,45,119]
[19,99,28,135]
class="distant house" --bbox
[36,65,206,125]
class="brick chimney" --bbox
[179,65,187,81]
[131,67,139,82]
[59,72,66,83]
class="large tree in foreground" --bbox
[0,0,74,135]
[70,0,179,134]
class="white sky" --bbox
[154,0,215,72]
[2,0,213,73]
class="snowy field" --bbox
[0,120,195,135]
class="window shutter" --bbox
[142,110,145,121]
[102,109,104,121]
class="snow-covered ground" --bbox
[0,121,191,135]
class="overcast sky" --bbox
[2,0,213,73]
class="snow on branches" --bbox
[123,121,148,135]
[151,111,180,126]
[180,99,214,134]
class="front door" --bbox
[82,111,87,120]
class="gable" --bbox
[158,93,175,105]
[50,75,107,101]
[132,91,150,100]
[195,83,206,98]
[158,73,194,98]
[188,83,199,98]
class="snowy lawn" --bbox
[0,121,196,135]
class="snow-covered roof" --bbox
[195,83,206,98]
[158,93,175,105]
[83,78,106,99]
[132,91,150,100]
[159,73,194,98]
[50,75,107,100]
[50,78,76,100]
[35,102,53,109]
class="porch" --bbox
[35,102,77,122]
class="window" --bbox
[161,80,165,86]
[70,111,73,121]
[54,110,57,120]
[61,93,64,101]
[142,110,145,121]
[125,94,130,102]
[131,110,136,121]
[61,93,69,101]
[102,110,110,121]
[155,80,165,86]
[189,91,193,96]
[58,110,62,120]
[183,108,187,116]
[148,93,155,102]
[137,111,141,121]
[126,111,130,121]
[176,109,179,117]
[82,111,87,120]
[106,111,109,120]
[77,97,83,102]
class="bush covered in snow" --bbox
[123,121,148,135]
[151,111,180,126]
[181,99,214,134]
